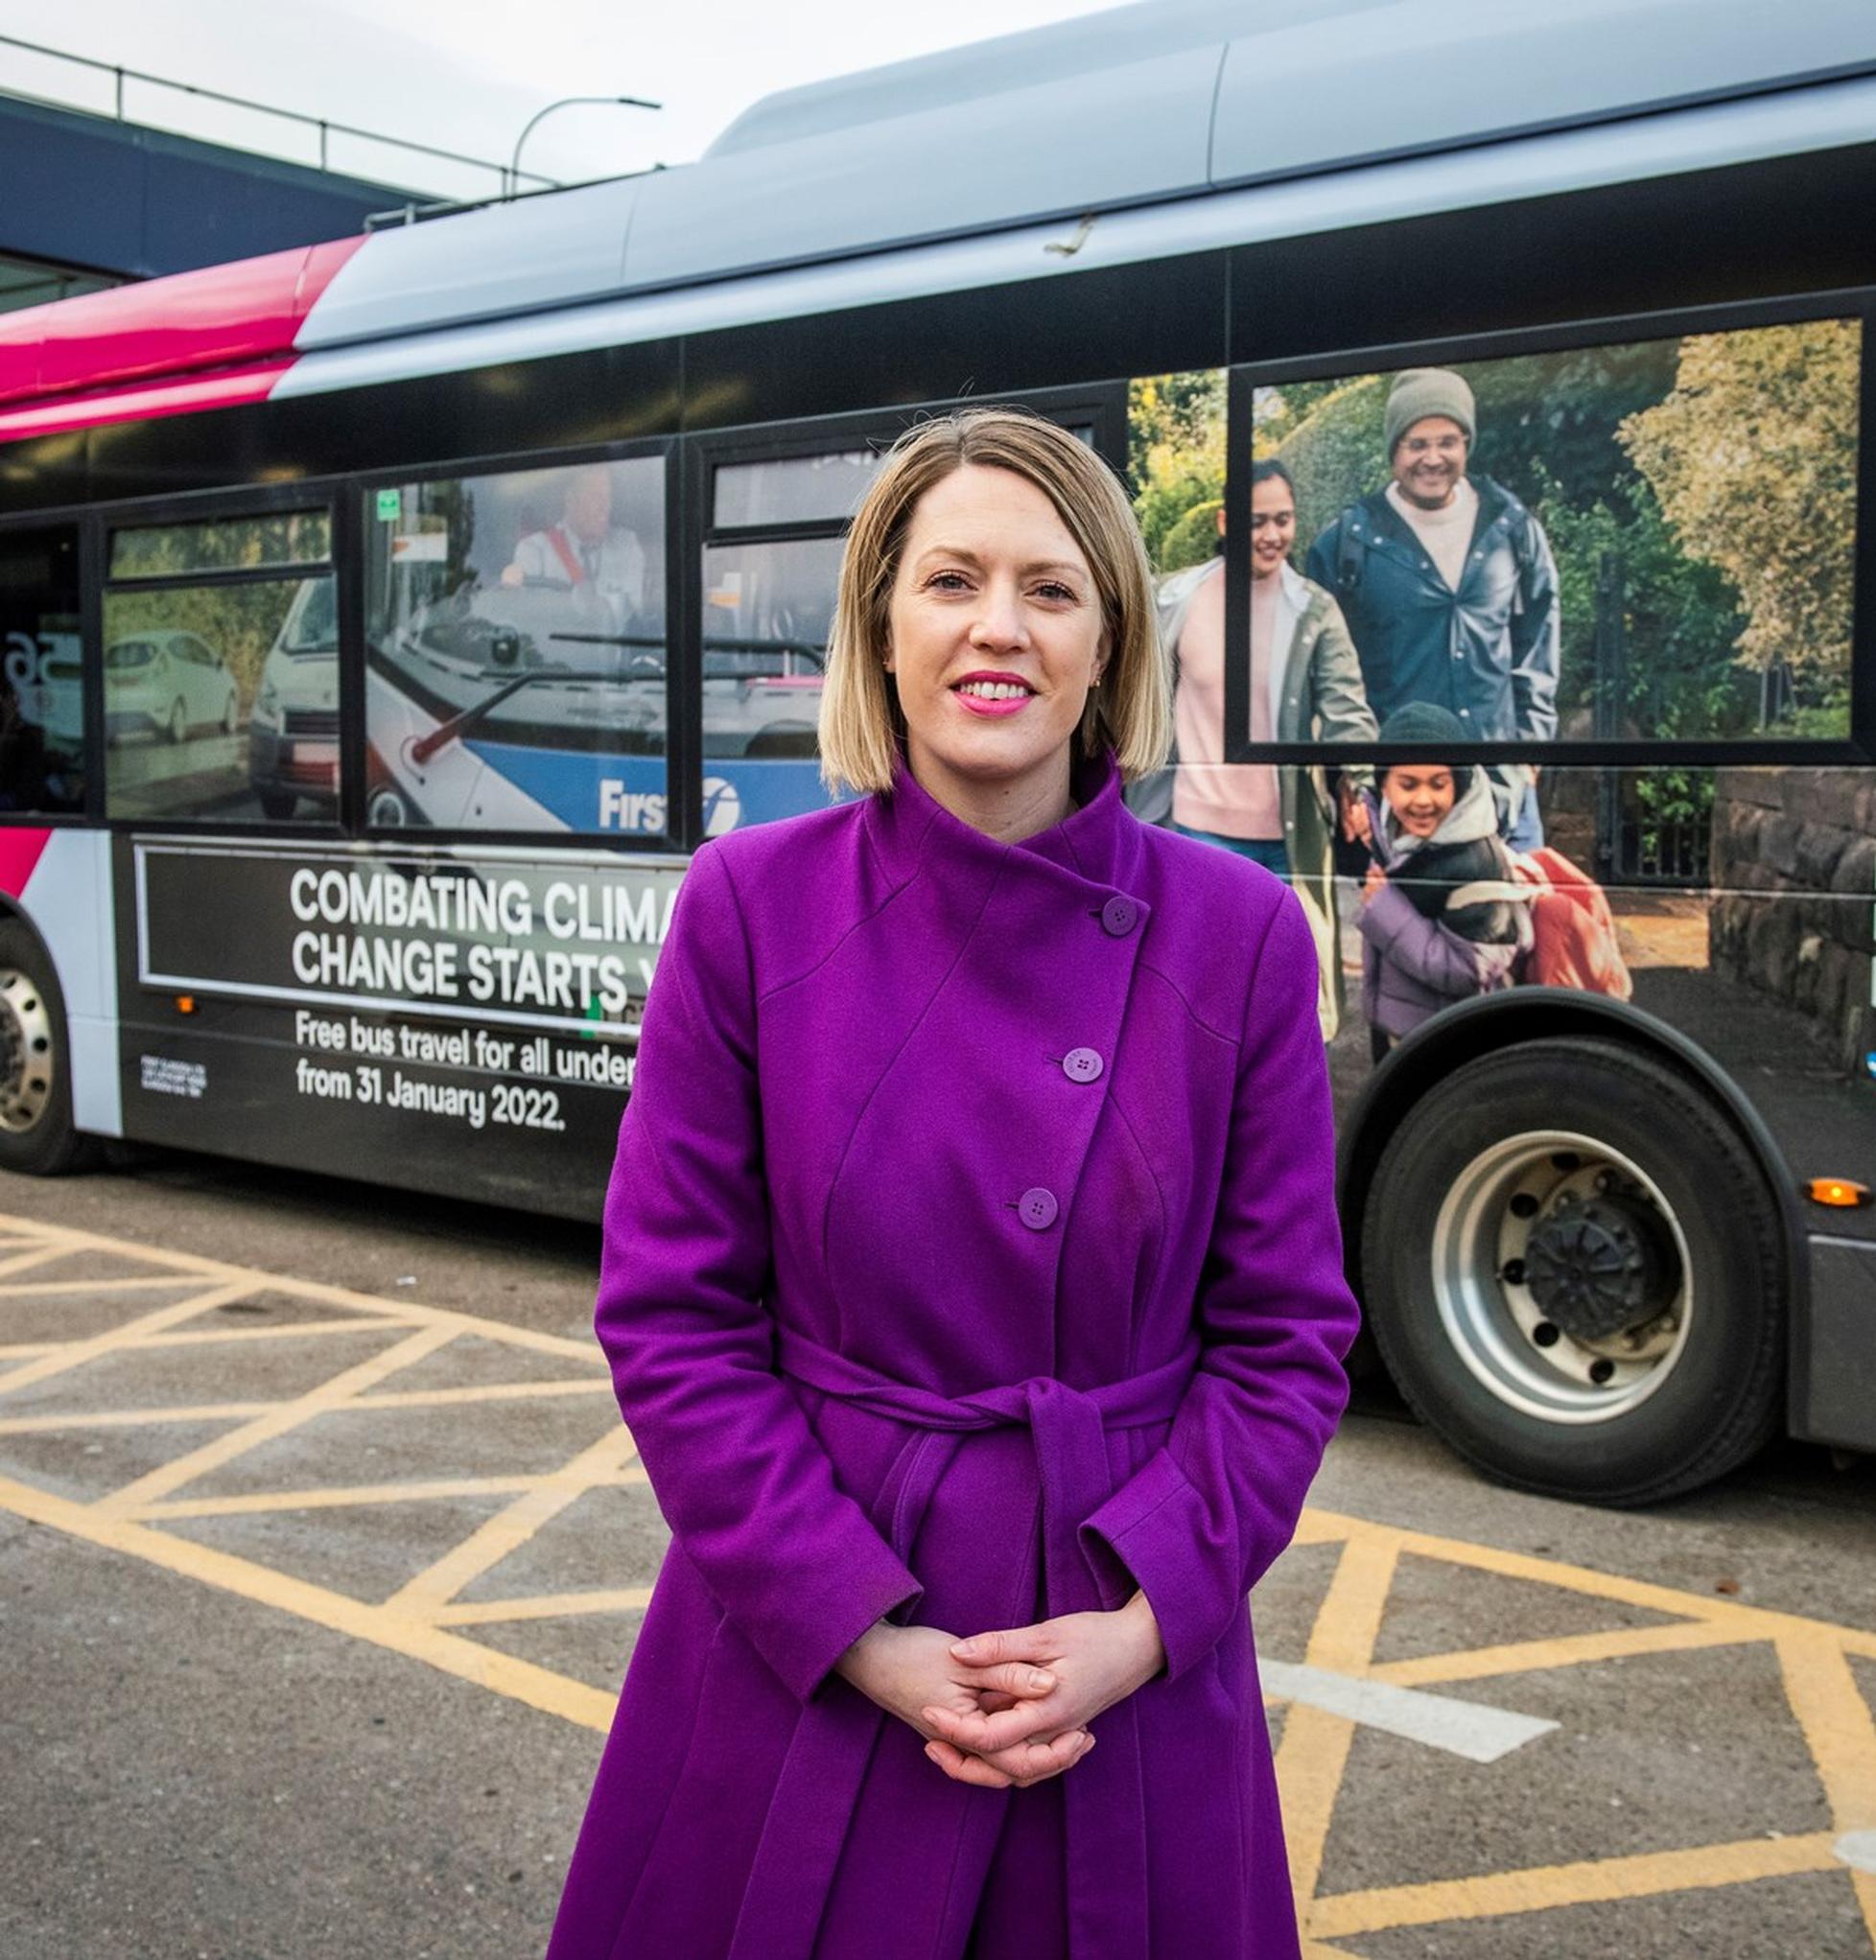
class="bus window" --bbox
[0,525,83,816]
[363,455,667,835]
[701,534,842,832]
[713,450,880,527]
[103,506,338,824]
[110,509,332,580]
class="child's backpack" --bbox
[1510,848,1633,999]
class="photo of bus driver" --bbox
[1306,367,1559,849]
[502,464,647,629]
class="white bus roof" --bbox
[0,0,1871,432]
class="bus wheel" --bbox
[0,921,95,1176]
[1361,1037,1784,1505]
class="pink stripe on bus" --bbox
[0,236,363,409]
[0,361,297,442]
[0,828,51,901]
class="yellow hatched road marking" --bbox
[94,1322,461,1513]
[0,1210,1871,1951]
[0,1468,618,1732]
[357,1377,612,1410]
[430,1587,655,1626]
[1310,1832,1847,1940]
[0,1376,613,1436]
[130,1466,650,1521]
[0,1280,256,1396]
[1276,1530,1399,1908]
[1372,1617,1752,1688]
[0,1399,283,1434]
[1777,1634,1876,1941]
[384,1425,641,1615]
[1305,1507,1876,1663]
[0,1274,242,1295]
[129,1318,434,1347]
[0,1241,91,1281]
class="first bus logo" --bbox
[598,779,740,836]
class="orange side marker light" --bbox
[175,995,197,1015]
[1807,1177,1870,1208]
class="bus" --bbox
[0,0,1870,1507]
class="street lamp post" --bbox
[508,95,662,196]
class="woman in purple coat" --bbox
[546,410,1360,1959]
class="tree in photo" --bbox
[1620,319,1859,730]
[1128,371,1226,573]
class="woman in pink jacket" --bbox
[547,409,1359,1960]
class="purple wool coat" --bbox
[546,746,1359,1960]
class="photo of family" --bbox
[1255,316,1860,758]
[1127,318,1866,1079]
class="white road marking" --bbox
[1836,1829,1876,1875]
[1261,1659,1560,1764]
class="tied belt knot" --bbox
[726,1325,1200,1960]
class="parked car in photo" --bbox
[248,575,339,819]
[105,630,240,744]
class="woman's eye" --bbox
[1035,582,1078,603]
[926,571,972,592]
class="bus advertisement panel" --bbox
[113,838,681,1216]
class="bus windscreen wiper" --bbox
[410,638,672,762]
[410,665,578,763]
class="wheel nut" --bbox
[1532,1321,1560,1347]
[1588,1358,1616,1385]
[1502,1259,1527,1286]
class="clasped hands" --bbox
[834,1591,1166,1790]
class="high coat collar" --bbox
[862,742,1146,899]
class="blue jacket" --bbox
[1305,474,1559,743]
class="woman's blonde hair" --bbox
[818,408,1173,795]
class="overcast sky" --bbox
[0,1,1118,201]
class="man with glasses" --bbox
[1306,367,1558,846]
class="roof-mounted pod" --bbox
[292,177,645,352]
[621,42,1224,294]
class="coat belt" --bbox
[727,1327,1200,1960]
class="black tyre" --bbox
[256,789,298,820]
[0,919,96,1177]
[1361,1037,1785,1505]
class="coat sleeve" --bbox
[594,842,924,1703]
[1078,887,1358,1682]
[1358,880,1517,998]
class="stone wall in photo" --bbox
[1708,767,1876,1073]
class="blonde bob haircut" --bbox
[819,408,1173,796]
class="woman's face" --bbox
[1383,762,1457,838]
[885,463,1107,805]
[1249,475,1297,580]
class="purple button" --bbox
[1018,1187,1059,1231]
[1063,1047,1104,1085]
[1100,895,1137,937]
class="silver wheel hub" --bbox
[1429,1131,1691,1424]
[0,967,55,1134]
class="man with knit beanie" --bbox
[1306,365,1559,847]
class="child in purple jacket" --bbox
[1358,702,1532,1062]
